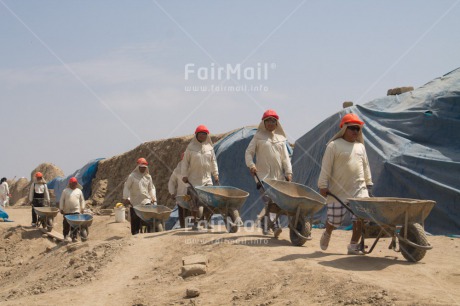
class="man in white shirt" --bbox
[29,172,50,226]
[123,158,157,235]
[318,113,373,255]
[59,177,85,241]
[245,109,293,237]
[0,177,10,208]
[181,125,219,230]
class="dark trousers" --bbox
[31,199,44,224]
[178,205,191,228]
[63,213,79,237]
[130,207,141,235]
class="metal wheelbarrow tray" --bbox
[65,214,93,242]
[133,205,172,232]
[347,197,436,262]
[34,207,60,232]
[194,186,249,233]
[262,179,326,246]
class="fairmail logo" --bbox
[184,62,276,81]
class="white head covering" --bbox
[327,122,364,145]
[186,133,214,153]
[253,118,287,143]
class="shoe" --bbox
[273,227,282,238]
[320,231,331,251]
[191,224,199,231]
[206,223,213,230]
[64,236,71,242]
[31,223,36,227]
[347,243,364,255]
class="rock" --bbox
[74,270,84,278]
[182,254,208,266]
[42,234,48,238]
[181,264,207,278]
[87,265,95,271]
[45,246,52,253]
[185,288,200,298]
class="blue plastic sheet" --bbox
[48,158,103,203]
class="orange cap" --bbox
[340,113,364,128]
[35,172,43,178]
[262,109,279,121]
[69,177,78,184]
[195,125,210,134]
[137,158,148,166]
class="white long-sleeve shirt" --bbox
[168,161,188,196]
[123,166,157,206]
[181,136,218,187]
[59,187,85,214]
[28,181,50,202]
[0,182,9,197]
[318,138,373,204]
[245,121,292,181]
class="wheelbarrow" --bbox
[34,207,59,232]
[194,186,249,233]
[65,214,93,242]
[329,193,435,262]
[133,205,172,233]
[262,179,326,246]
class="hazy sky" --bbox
[1,0,459,179]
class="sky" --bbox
[1,0,459,179]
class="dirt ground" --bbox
[1,207,459,306]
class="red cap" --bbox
[195,125,210,134]
[262,109,279,121]
[340,113,364,128]
[35,172,43,178]
[69,177,78,184]
[137,157,148,166]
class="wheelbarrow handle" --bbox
[326,191,356,216]
[254,173,266,191]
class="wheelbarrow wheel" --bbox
[289,216,311,246]
[80,227,88,241]
[399,223,429,262]
[227,210,239,233]
[46,217,53,232]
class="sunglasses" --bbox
[347,126,361,132]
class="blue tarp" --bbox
[0,206,8,219]
[213,127,293,222]
[292,68,460,235]
[48,158,103,203]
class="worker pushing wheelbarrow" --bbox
[329,193,435,262]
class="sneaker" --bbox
[273,226,282,238]
[347,243,364,255]
[64,236,71,242]
[31,223,36,227]
[320,231,331,251]
[191,224,199,231]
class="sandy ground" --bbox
[1,207,459,306]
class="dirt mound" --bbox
[9,178,30,205]
[90,133,229,209]
[30,163,64,183]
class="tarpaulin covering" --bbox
[292,68,460,235]
[48,158,103,203]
